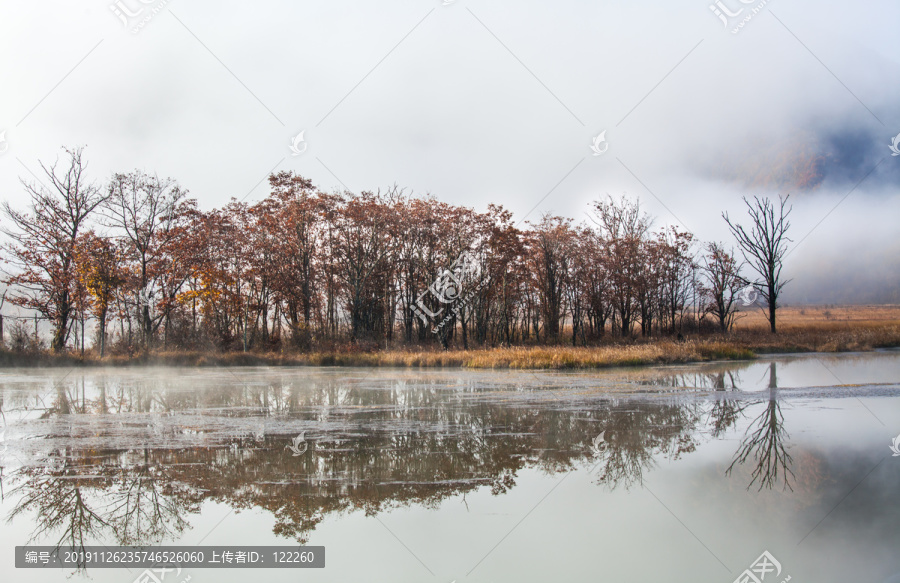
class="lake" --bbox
[1,351,899,582]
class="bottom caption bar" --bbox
[16,546,325,568]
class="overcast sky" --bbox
[1,0,898,303]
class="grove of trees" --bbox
[0,147,791,354]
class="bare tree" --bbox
[590,196,652,337]
[654,227,694,335]
[331,189,399,342]
[529,214,573,343]
[1,147,106,352]
[701,241,745,333]
[103,170,191,347]
[723,195,792,333]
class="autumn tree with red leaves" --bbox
[75,232,127,356]
[1,152,780,354]
[2,147,106,352]
[103,170,195,347]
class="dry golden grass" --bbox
[283,342,754,369]
[726,304,900,353]
[734,304,900,329]
[55,341,748,370]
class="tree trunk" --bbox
[768,279,777,333]
[52,311,68,353]
[99,311,107,357]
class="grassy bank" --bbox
[1,319,898,370]
[0,341,754,369]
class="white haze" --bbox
[0,0,898,305]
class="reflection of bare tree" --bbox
[633,361,752,392]
[104,453,200,544]
[5,447,203,575]
[726,362,795,491]
[591,401,705,490]
[592,434,653,490]
[708,371,750,439]
[6,451,111,571]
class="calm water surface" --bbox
[1,351,899,582]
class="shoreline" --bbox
[1,323,898,370]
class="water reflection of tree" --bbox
[105,453,200,544]
[649,362,796,491]
[707,370,751,439]
[726,362,795,491]
[1,367,790,552]
[7,450,110,552]
[5,446,202,574]
[591,401,705,489]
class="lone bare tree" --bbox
[723,195,792,333]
